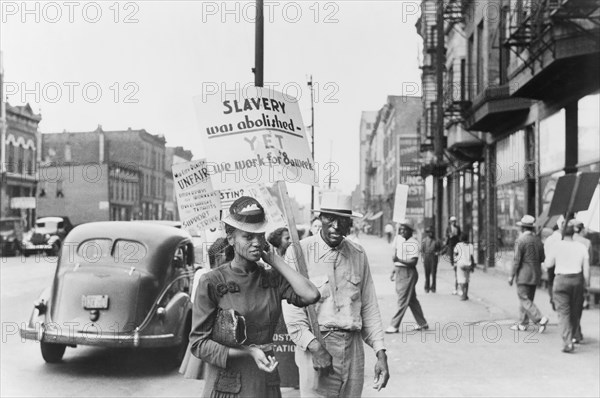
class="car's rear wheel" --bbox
[163,314,191,368]
[41,342,66,363]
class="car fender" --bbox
[160,291,191,341]
[26,287,52,329]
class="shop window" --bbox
[539,109,565,175]
[578,93,600,167]
[56,180,64,198]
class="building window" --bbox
[18,146,24,174]
[56,180,64,198]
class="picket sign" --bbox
[276,180,325,347]
[193,87,323,347]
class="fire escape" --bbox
[504,0,600,98]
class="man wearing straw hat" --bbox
[283,191,389,397]
[509,215,549,332]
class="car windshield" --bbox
[36,221,58,232]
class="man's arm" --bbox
[583,249,590,288]
[360,253,389,389]
[510,240,522,285]
[281,245,317,350]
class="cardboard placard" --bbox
[194,87,316,189]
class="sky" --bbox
[1,0,423,205]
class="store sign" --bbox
[10,197,36,209]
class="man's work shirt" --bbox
[393,235,420,266]
[546,239,589,276]
[282,233,385,353]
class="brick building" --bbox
[39,126,168,225]
[363,96,423,236]
[417,0,600,268]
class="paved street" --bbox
[2,234,599,397]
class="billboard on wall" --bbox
[398,137,424,218]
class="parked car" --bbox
[21,216,74,256]
[20,221,196,364]
[0,217,25,257]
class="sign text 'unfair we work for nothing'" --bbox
[194,88,316,190]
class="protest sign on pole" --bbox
[194,87,316,190]
[392,184,409,222]
[172,159,221,234]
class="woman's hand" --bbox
[261,243,277,266]
[249,347,278,373]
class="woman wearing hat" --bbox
[190,196,320,397]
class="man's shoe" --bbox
[415,324,429,331]
[385,326,399,334]
[460,296,469,301]
[538,317,549,333]
[562,344,574,353]
[572,338,584,345]
[431,288,436,293]
[509,324,526,331]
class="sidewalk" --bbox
[284,234,600,398]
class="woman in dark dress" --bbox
[190,196,320,398]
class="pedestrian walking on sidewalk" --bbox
[445,216,461,294]
[453,232,476,301]
[543,223,563,310]
[282,192,390,397]
[573,221,592,312]
[544,219,590,353]
[385,219,429,333]
[421,227,442,293]
[508,215,549,333]
[384,223,394,244]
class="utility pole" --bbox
[308,75,315,210]
[253,0,324,352]
[254,0,264,87]
[434,1,446,240]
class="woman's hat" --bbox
[516,215,536,228]
[311,191,362,218]
[222,196,270,233]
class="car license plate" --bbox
[82,295,109,310]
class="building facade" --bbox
[363,96,423,236]
[0,103,42,228]
[39,126,171,225]
[418,0,600,269]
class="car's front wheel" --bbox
[41,342,66,363]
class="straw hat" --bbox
[516,215,536,228]
[311,192,362,218]
[399,218,415,231]
[222,196,270,233]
